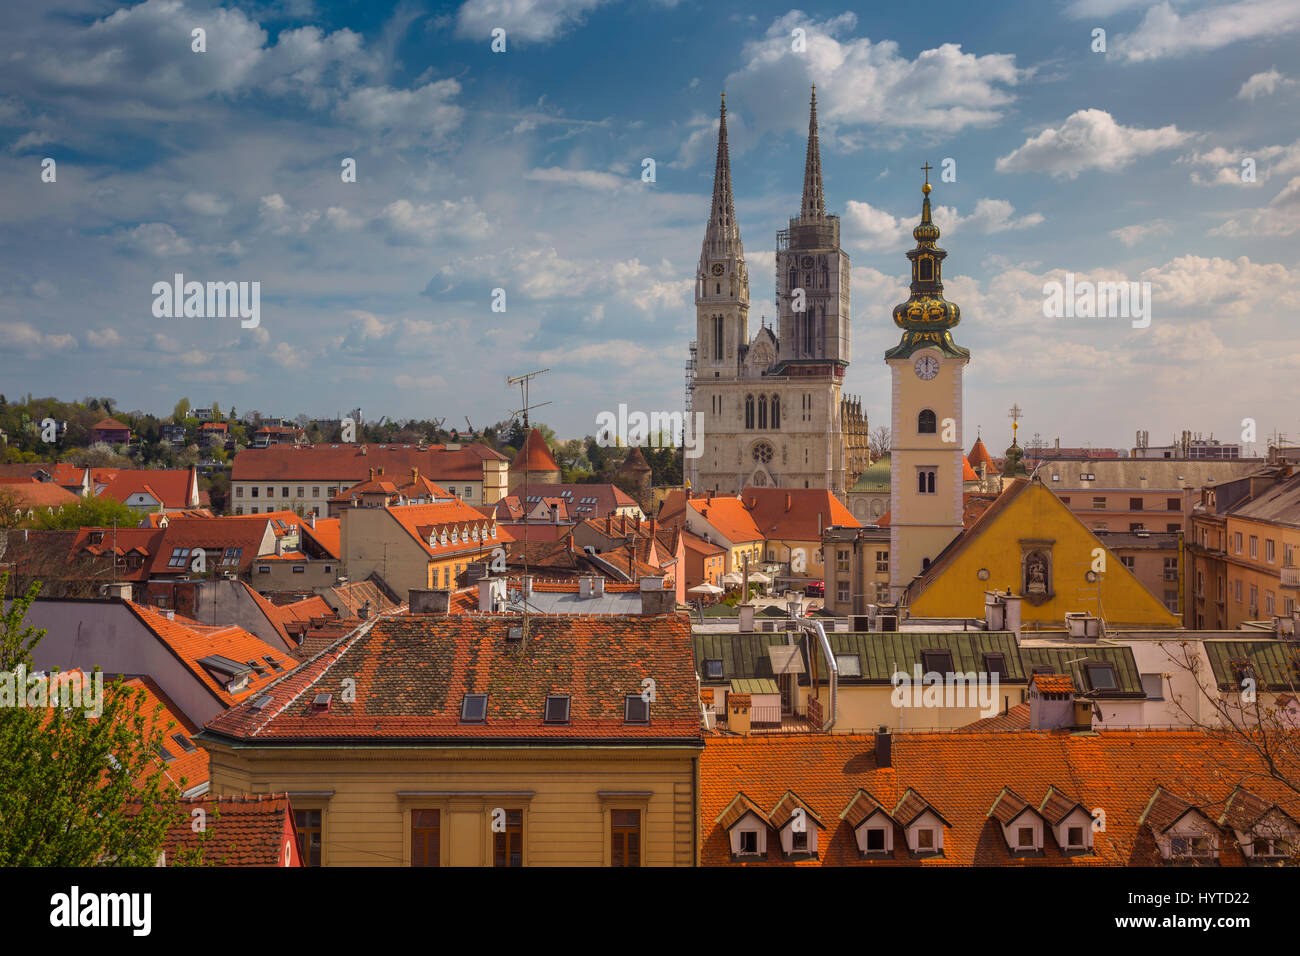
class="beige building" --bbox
[231,443,509,516]
[200,613,703,866]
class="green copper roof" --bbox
[851,454,891,493]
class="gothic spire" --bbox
[800,86,825,220]
[703,93,743,259]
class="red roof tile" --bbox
[162,794,299,866]
[511,429,561,474]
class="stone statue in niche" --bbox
[1025,550,1049,596]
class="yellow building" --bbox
[905,478,1181,628]
[199,613,703,866]
[341,500,509,597]
[885,176,970,597]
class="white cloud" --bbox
[87,328,124,349]
[183,192,229,216]
[1116,0,1300,62]
[995,109,1190,179]
[524,166,626,191]
[1110,220,1173,246]
[334,80,463,143]
[455,0,610,44]
[258,194,321,235]
[0,322,75,351]
[380,198,493,241]
[11,131,52,152]
[120,222,192,256]
[844,200,906,250]
[1211,176,1300,237]
[1238,67,1296,99]
[846,196,1040,250]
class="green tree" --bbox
[0,572,179,865]
[32,495,140,531]
[173,397,191,421]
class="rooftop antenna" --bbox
[505,368,551,643]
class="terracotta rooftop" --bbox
[203,614,702,744]
[231,442,506,482]
[161,794,299,866]
[511,429,561,474]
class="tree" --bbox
[68,441,132,469]
[0,487,26,530]
[32,495,140,531]
[0,572,180,865]
[869,426,891,459]
[173,397,191,421]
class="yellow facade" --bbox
[909,480,1181,627]
[203,743,698,866]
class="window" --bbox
[1141,673,1164,700]
[281,486,289,498]
[296,486,304,498]
[1249,583,1258,610]
[982,653,1007,680]
[758,395,768,430]
[411,810,440,867]
[836,581,849,603]
[1266,540,1276,563]
[1234,579,1243,602]
[292,565,305,574]
[461,693,488,723]
[739,830,759,854]
[312,486,320,497]
[713,314,724,361]
[1167,523,1180,533]
[1234,532,1243,553]
[266,486,273,497]
[921,649,953,677]
[1266,591,1275,615]
[295,809,322,866]
[1130,498,1143,510]
[1092,497,1106,510]
[1120,556,1135,570]
[544,695,571,724]
[876,551,889,573]
[916,828,935,850]
[865,827,886,852]
[917,468,936,494]
[1129,522,1145,532]
[251,486,259,498]
[1163,557,1178,581]
[1084,662,1117,692]
[917,409,937,434]
[792,829,808,852]
[1067,826,1085,848]
[493,810,523,867]
[1167,497,1180,511]
[836,549,850,572]
[624,694,649,723]
[770,396,780,430]
[836,654,861,677]
[328,487,338,498]
[1249,536,1258,559]
[221,547,242,567]
[1017,826,1034,848]
[744,394,755,430]
[167,547,190,568]
[234,487,243,498]
[918,256,934,281]
[611,810,641,867]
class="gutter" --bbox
[795,616,837,732]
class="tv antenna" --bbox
[507,368,551,429]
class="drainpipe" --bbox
[796,617,837,732]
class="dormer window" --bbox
[1084,662,1118,693]
[543,694,571,724]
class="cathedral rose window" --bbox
[753,442,774,464]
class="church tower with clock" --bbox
[886,171,970,598]
[688,90,868,497]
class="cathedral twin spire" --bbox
[800,87,826,220]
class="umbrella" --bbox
[747,571,772,584]
[721,571,744,586]
[688,582,725,595]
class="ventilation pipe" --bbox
[796,616,837,732]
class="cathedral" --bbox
[686,90,869,497]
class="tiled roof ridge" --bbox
[239,611,392,737]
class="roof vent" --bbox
[507,626,524,644]
[251,694,273,710]
[312,693,332,711]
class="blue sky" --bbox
[1,0,1298,451]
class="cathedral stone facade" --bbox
[686,91,868,498]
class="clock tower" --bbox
[886,171,970,597]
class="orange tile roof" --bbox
[123,676,210,794]
[0,480,80,508]
[740,487,860,539]
[385,500,512,559]
[96,468,196,509]
[690,497,763,543]
[149,516,271,574]
[91,417,130,432]
[961,455,978,482]
[968,438,995,471]
[1033,673,1074,694]
[127,602,297,707]
[511,429,561,474]
[162,794,299,866]
[699,731,1300,866]
[231,442,506,482]
[204,614,702,743]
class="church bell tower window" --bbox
[918,256,934,281]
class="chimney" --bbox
[411,467,419,485]
[409,588,450,614]
[308,513,316,529]
[359,599,371,620]
[635,514,641,534]
[368,467,375,481]
[639,576,673,615]
[103,582,132,601]
[785,493,792,513]
[875,726,892,768]
[605,515,612,535]
[728,694,752,736]
[580,575,605,599]
[520,575,533,600]
[1003,592,1022,639]
[479,578,504,612]
[377,466,384,476]
[1028,676,1076,730]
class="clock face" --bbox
[801,255,814,269]
[914,355,940,380]
[711,263,724,276]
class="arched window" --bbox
[771,395,780,430]
[821,264,829,288]
[789,268,797,292]
[744,394,755,430]
[758,395,768,430]
[918,409,937,434]
[918,256,934,282]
